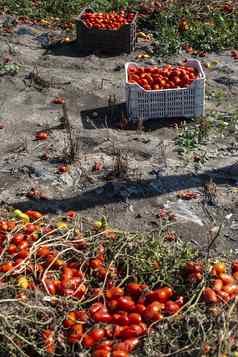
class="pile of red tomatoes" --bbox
[81,10,136,30]
[127,64,199,90]
[203,261,238,304]
[63,283,184,357]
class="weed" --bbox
[0,63,20,76]
[136,117,144,133]
[139,2,238,56]
[176,118,212,155]
[112,147,128,178]
[62,103,81,163]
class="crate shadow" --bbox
[45,40,129,58]
[81,103,193,130]
[81,103,127,129]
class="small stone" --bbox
[96,187,104,195]
[92,112,98,118]
[114,64,123,71]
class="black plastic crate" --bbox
[75,8,137,54]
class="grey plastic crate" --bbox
[125,59,206,121]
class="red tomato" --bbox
[25,223,36,234]
[35,131,48,140]
[107,299,118,311]
[142,73,153,84]
[89,302,104,315]
[93,350,110,357]
[213,262,226,276]
[185,261,196,273]
[217,290,230,303]
[220,273,235,285]
[66,210,77,219]
[136,67,144,75]
[203,288,218,304]
[90,259,103,269]
[94,310,112,323]
[165,301,180,315]
[113,337,139,353]
[127,283,146,296]
[143,84,151,90]
[96,266,107,279]
[17,249,29,258]
[63,311,76,328]
[106,287,124,299]
[138,78,148,87]
[42,329,55,354]
[223,284,238,295]
[233,272,238,281]
[71,323,83,337]
[0,262,13,272]
[143,301,163,321]
[7,244,17,254]
[45,279,56,295]
[58,164,69,173]
[7,221,16,230]
[14,258,25,266]
[75,310,89,322]
[52,279,61,291]
[89,328,105,342]
[113,325,124,338]
[153,84,161,90]
[112,351,128,357]
[13,233,25,245]
[83,335,95,348]
[128,65,137,74]
[117,296,135,311]
[37,246,50,258]
[0,221,8,232]
[68,324,84,343]
[25,210,42,220]
[113,312,129,326]
[68,334,80,344]
[138,322,147,334]
[18,240,29,250]
[128,313,142,324]
[63,266,75,279]
[147,287,173,303]
[120,324,145,338]
[212,279,223,292]
[135,304,146,314]
[96,340,113,351]
[61,276,81,290]
[232,261,238,273]
[52,97,65,105]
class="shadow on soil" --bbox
[45,40,129,58]
[81,103,192,130]
[14,166,237,214]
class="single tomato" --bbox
[203,288,218,304]
[35,131,48,140]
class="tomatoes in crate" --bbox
[127,64,199,90]
[81,10,136,30]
